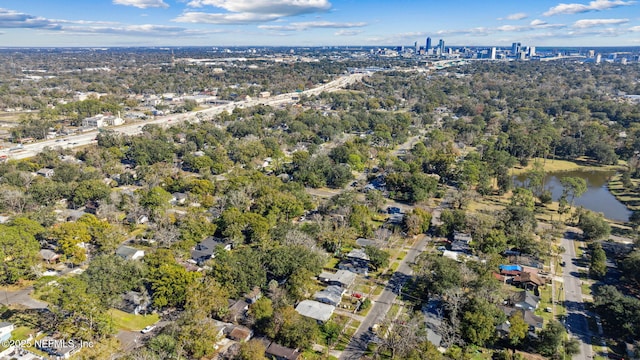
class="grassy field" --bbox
[608,174,640,211]
[511,157,623,176]
[107,309,159,331]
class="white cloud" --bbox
[630,25,640,31]
[175,0,331,24]
[113,0,169,9]
[573,18,628,27]
[258,20,366,31]
[185,0,330,14]
[499,12,528,20]
[496,24,528,31]
[173,12,279,24]
[0,8,61,29]
[334,29,362,36]
[544,0,635,16]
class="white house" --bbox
[0,322,14,342]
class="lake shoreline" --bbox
[608,173,640,212]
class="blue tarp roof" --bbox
[499,264,522,271]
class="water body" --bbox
[514,170,631,222]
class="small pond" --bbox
[514,170,631,222]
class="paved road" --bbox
[560,230,593,360]
[340,235,429,360]
[0,287,48,309]
[0,73,364,161]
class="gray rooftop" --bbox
[314,286,344,305]
[346,248,370,261]
[295,300,335,322]
[318,270,356,287]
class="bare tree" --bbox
[379,314,426,359]
[1,188,30,213]
[283,229,316,249]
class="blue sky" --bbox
[0,0,639,47]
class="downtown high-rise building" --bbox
[511,42,521,55]
[438,39,445,55]
[490,47,497,60]
[426,37,432,52]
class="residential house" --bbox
[36,168,55,178]
[190,237,232,265]
[37,336,80,359]
[225,299,249,323]
[512,290,540,311]
[313,286,344,306]
[0,322,14,342]
[338,260,368,275]
[421,300,445,349]
[265,342,301,360]
[119,291,150,315]
[451,232,472,253]
[245,286,262,304]
[295,300,335,323]
[171,192,188,205]
[512,272,545,291]
[227,325,253,342]
[318,270,356,288]
[356,238,379,248]
[116,245,145,261]
[498,306,544,333]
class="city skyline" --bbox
[0,0,639,47]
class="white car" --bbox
[141,325,156,334]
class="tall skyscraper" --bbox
[490,47,496,60]
[414,41,419,53]
[511,42,521,55]
[528,46,536,57]
[426,37,432,52]
[438,39,445,55]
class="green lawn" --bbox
[324,257,340,270]
[10,326,34,340]
[108,309,159,331]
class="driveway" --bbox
[560,230,593,360]
[0,287,48,309]
[340,235,429,360]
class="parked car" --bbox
[141,325,156,334]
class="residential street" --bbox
[0,287,47,309]
[560,229,593,360]
[339,235,429,360]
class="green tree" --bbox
[47,222,91,265]
[43,277,113,341]
[589,242,607,278]
[81,254,147,307]
[147,250,201,308]
[560,177,587,210]
[238,339,267,360]
[140,186,172,211]
[72,179,111,207]
[577,210,611,241]
[364,245,390,271]
[508,311,528,348]
[478,229,508,254]
[461,298,505,346]
[0,224,41,284]
[536,321,566,357]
